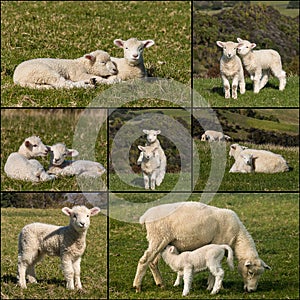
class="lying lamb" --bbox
[162,244,234,296]
[237,38,286,93]
[18,205,101,289]
[229,143,289,173]
[137,129,166,186]
[4,136,56,182]
[47,143,106,178]
[201,130,231,142]
[133,202,270,293]
[216,41,245,99]
[13,50,119,89]
[229,153,255,173]
[111,38,155,81]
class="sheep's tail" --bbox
[222,245,234,271]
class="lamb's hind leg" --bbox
[26,252,45,284]
[272,68,286,91]
[259,70,269,90]
[208,265,224,295]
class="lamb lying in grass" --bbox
[201,130,231,142]
[18,205,101,289]
[161,244,234,296]
[13,50,119,89]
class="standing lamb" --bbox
[111,38,155,81]
[216,41,245,99]
[229,143,289,173]
[13,50,119,89]
[229,153,255,173]
[137,129,166,186]
[18,205,101,289]
[138,145,161,190]
[133,202,270,293]
[201,130,231,142]
[161,244,234,296]
[4,136,56,182]
[47,143,106,178]
[237,38,286,93]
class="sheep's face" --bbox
[24,136,49,157]
[241,154,253,166]
[143,129,161,143]
[238,259,270,292]
[84,50,117,76]
[114,38,155,65]
[237,39,256,56]
[217,41,238,59]
[49,143,79,166]
[201,134,207,141]
[138,145,157,161]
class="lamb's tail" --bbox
[222,245,234,271]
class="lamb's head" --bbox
[138,145,158,161]
[236,38,256,56]
[114,38,155,66]
[217,41,239,59]
[241,153,255,166]
[49,143,79,166]
[19,136,50,158]
[238,258,271,292]
[229,144,248,158]
[84,50,118,77]
[143,129,161,143]
[62,205,101,233]
[201,133,207,141]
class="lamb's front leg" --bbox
[182,267,193,296]
[143,173,150,189]
[231,75,239,99]
[174,272,182,287]
[61,256,75,290]
[150,171,157,190]
[73,257,82,290]
[221,75,230,99]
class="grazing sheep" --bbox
[18,205,101,289]
[138,145,161,190]
[137,129,166,186]
[162,244,234,296]
[229,143,289,173]
[4,136,55,182]
[13,50,119,89]
[229,153,255,173]
[133,202,270,293]
[237,38,286,93]
[47,143,106,178]
[201,130,231,142]
[216,41,245,99]
[111,38,155,81]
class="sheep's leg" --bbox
[182,267,193,296]
[61,256,75,290]
[239,73,246,94]
[73,257,82,290]
[208,265,224,295]
[207,273,215,291]
[133,239,169,292]
[143,173,150,189]
[272,68,286,91]
[18,260,28,288]
[26,253,45,284]
[174,272,182,287]
[259,70,269,90]
[150,171,157,190]
[253,71,262,93]
[231,75,239,99]
[221,75,230,98]
[156,158,166,186]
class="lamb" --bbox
[229,143,289,173]
[47,143,106,178]
[111,38,155,81]
[137,129,166,186]
[138,145,161,190]
[13,50,119,89]
[237,38,286,93]
[229,153,255,173]
[4,136,56,182]
[133,202,270,293]
[161,244,234,296]
[18,205,100,289]
[216,41,245,99]
[201,130,231,142]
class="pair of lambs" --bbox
[18,205,100,289]
[13,38,155,89]
[229,143,290,173]
[201,130,231,142]
[217,38,286,99]
[137,130,167,190]
[4,136,106,182]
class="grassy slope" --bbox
[1,208,107,299]
[1,1,191,107]
[193,76,299,107]
[109,193,299,299]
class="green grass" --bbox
[193,76,299,107]
[1,109,107,191]
[251,1,299,17]
[109,193,299,299]
[1,208,107,299]
[1,1,191,107]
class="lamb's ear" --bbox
[62,207,72,216]
[138,145,144,151]
[250,43,257,49]
[24,140,32,148]
[84,54,96,63]
[237,38,243,43]
[216,41,224,48]
[67,149,79,157]
[155,130,161,135]
[261,260,271,270]
[114,39,124,48]
[231,145,236,150]
[169,246,175,253]
[143,129,150,134]
[142,40,155,48]
[90,207,101,216]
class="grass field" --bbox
[1,109,107,191]
[109,193,299,299]
[193,76,299,107]
[1,207,108,299]
[1,1,191,108]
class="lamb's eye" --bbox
[33,144,38,147]
[87,214,90,217]
[125,47,129,50]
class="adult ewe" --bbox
[133,202,270,293]
[13,50,119,89]
[18,205,100,289]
